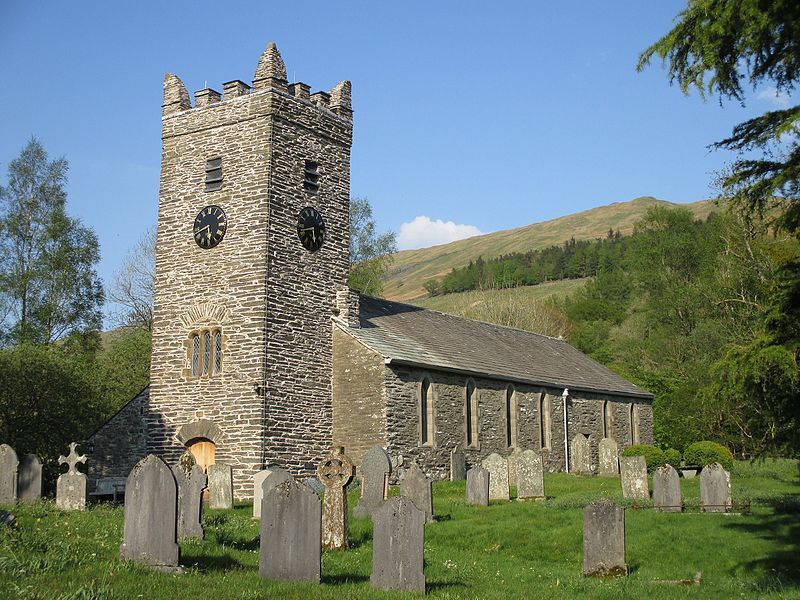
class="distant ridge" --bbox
[383,196,718,301]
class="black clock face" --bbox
[193,205,227,249]
[297,206,325,252]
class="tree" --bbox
[349,197,397,296]
[637,0,800,233]
[108,228,156,330]
[0,138,103,345]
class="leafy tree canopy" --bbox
[348,197,397,296]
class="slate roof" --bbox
[339,296,652,400]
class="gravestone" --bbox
[252,468,274,519]
[56,442,87,511]
[18,454,42,504]
[598,438,619,476]
[507,447,524,488]
[450,446,466,481]
[400,461,434,523]
[516,450,545,500]
[120,454,180,569]
[208,463,233,509]
[620,456,649,500]
[317,447,354,550]
[261,468,292,511]
[700,463,731,513]
[353,445,391,518]
[0,444,19,505]
[481,453,510,501]
[371,495,426,593]
[570,434,592,475]
[172,451,207,540]
[582,501,627,577]
[466,467,489,506]
[653,464,682,512]
[260,479,321,583]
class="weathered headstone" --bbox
[371,495,426,593]
[261,468,292,512]
[450,446,466,481]
[620,456,649,500]
[172,451,207,540]
[353,445,391,518]
[208,463,233,509]
[517,450,545,500]
[481,453,510,501]
[598,438,619,476]
[700,462,731,513]
[400,461,433,523]
[653,464,682,512]
[18,454,42,504]
[466,466,489,506]
[0,444,19,505]
[582,501,627,577]
[317,447,354,550]
[56,442,87,511]
[507,447,524,487]
[120,454,180,569]
[252,468,274,519]
[570,434,592,475]
[260,479,321,583]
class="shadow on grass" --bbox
[427,580,467,592]
[322,573,370,585]
[181,553,244,572]
[347,529,373,549]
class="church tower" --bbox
[149,43,353,498]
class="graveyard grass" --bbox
[0,460,797,599]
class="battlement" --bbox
[162,42,352,120]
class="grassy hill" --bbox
[384,196,717,302]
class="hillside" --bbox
[383,196,717,301]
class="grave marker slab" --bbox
[172,451,207,540]
[400,461,433,523]
[208,463,233,509]
[371,495,426,593]
[18,454,42,504]
[517,450,545,500]
[0,444,19,505]
[598,438,619,476]
[317,447,354,550]
[507,447,524,488]
[120,454,180,569]
[700,463,731,513]
[653,464,682,512]
[466,467,489,506]
[481,453,510,501]
[582,501,627,577]
[252,468,275,519]
[353,445,391,518]
[450,446,466,481]
[260,479,321,583]
[620,456,649,500]
[570,434,592,475]
[56,443,87,511]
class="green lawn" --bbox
[1,460,798,599]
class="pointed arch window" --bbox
[505,385,518,448]
[630,403,641,445]
[465,379,479,448]
[539,393,552,450]
[603,400,614,439]
[420,377,435,446]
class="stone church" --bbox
[88,43,653,499]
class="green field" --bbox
[1,459,797,599]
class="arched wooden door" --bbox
[187,438,216,499]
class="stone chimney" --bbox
[194,88,221,108]
[162,73,191,115]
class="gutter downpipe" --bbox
[562,388,570,473]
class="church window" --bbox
[539,393,552,450]
[465,379,479,448]
[205,157,223,192]
[186,328,224,379]
[603,400,614,439]
[505,385,518,448]
[420,377,435,446]
[213,331,223,375]
[191,335,200,377]
[303,160,320,193]
[630,404,641,445]
[202,331,212,375]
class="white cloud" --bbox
[757,87,792,108]
[397,215,483,250]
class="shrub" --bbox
[663,448,682,468]
[684,441,734,471]
[621,444,664,473]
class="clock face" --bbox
[193,205,227,249]
[297,206,325,252]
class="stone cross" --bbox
[260,479,321,583]
[466,466,489,506]
[371,496,426,593]
[0,444,19,505]
[208,463,233,509]
[481,453,509,501]
[582,501,627,577]
[516,450,545,500]
[620,456,650,500]
[569,434,592,475]
[700,462,731,513]
[598,438,620,476]
[653,464,682,512]
[18,454,42,504]
[353,445,391,518]
[56,442,87,511]
[172,451,207,540]
[450,446,466,481]
[507,447,524,488]
[400,461,433,523]
[316,447,354,550]
[120,454,180,569]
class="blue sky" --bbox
[0,1,784,319]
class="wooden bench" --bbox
[89,477,127,502]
